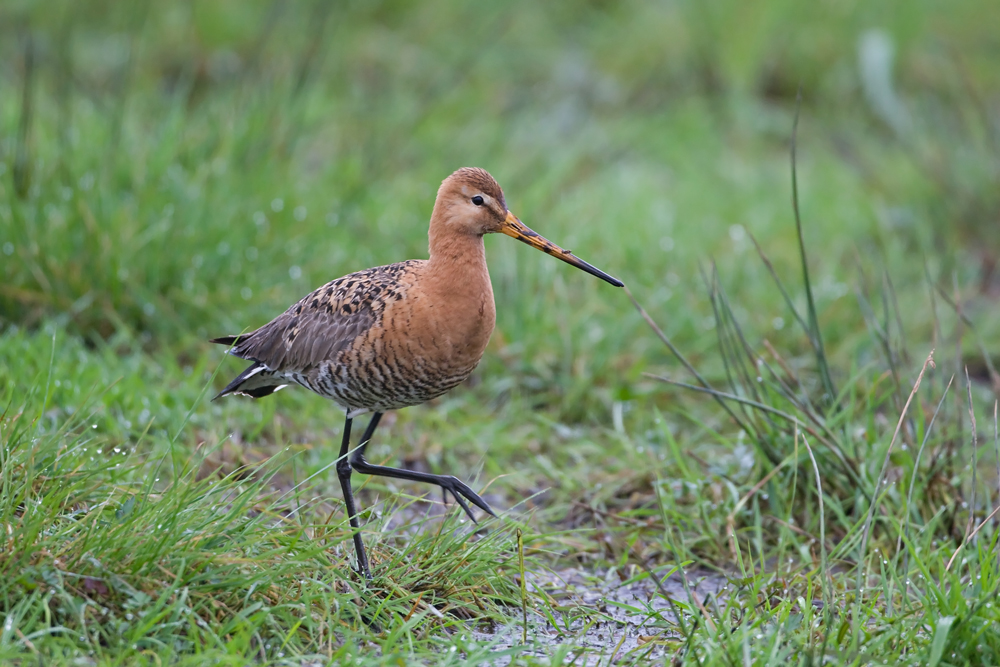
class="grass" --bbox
[2,0,1000,664]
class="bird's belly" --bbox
[319,345,480,413]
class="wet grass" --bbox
[2,0,1000,664]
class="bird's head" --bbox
[432,167,623,287]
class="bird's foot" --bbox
[436,475,496,523]
[349,456,498,523]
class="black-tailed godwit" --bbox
[212,167,622,579]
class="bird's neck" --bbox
[425,229,496,332]
[423,222,497,365]
[427,228,490,285]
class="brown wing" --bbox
[211,260,421,372]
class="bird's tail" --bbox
[213,362,288,401]
[210,334,252,348]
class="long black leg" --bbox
[355,412,383,455]
[336,415,371,580]
[350,412,496,522]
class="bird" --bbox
[211,167,623,580]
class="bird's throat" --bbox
[427,230,490,288]
[424,231,496,358]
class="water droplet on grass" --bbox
[271,198,284,212]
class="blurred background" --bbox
[0,0,997,419]
[3,1,1000,659]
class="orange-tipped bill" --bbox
[500,211,624,287]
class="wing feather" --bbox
[212,260,420,373]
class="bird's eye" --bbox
[471,195,484,206]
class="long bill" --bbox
[500,211,624,287]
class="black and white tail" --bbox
[212,361,288,401]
